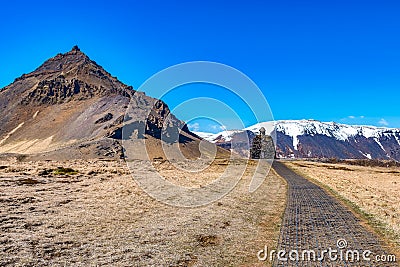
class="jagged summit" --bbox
[33,46,108,78]
[30,46,90,75]
[71,45,80,52]
[3,47,133,105]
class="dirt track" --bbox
[272,161,398,267]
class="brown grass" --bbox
[0,158,286,266]
[285,160,400,256]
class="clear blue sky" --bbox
[1,0,399,132]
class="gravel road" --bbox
[272,161,398,267]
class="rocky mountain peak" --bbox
[8,47,133,105]
[0,47,197,160]
[71,45,80,52]
[34,46,92,74]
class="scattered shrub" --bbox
[317,158,400,168]
[18,178,40,185]
[53,167,79,175]
[39,167,79,176]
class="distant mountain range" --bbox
[195,120,400,161]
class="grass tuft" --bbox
[53,167,79,175]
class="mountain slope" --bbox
[0,46,211,160]
[198,120,400,161]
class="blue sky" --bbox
[1,0,399,132]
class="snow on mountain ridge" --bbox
[199,120,400,146]
[193,130,243,142]
[192,131,216,140]
[194,120,400,160]
[254,120,399,138]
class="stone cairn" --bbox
[250,127,275,159]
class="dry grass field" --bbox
[0,158,286,266]
[284,160,400,254]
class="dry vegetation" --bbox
[0,158,286,266]
[285,160,400,253]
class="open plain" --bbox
[0,158,286,266]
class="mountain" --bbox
[0,46,214,160]
[196,120,400,161]
[193,130,256,158]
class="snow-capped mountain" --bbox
[194,130,247,143]
[194,130,256,157]
[196,120,400,160]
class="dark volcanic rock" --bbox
[95,113,113,124]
